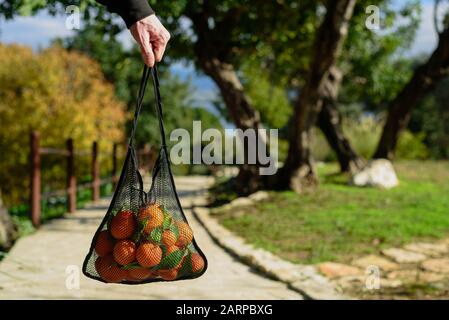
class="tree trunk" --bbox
[374,27,449,159]
[274,0,357,192]
[187,5,267,195]
[199,57,264,195]
[318,103,365,173]
[317,67,365,173]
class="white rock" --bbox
[350,159,399,189]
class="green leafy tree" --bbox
[340,0,420,110]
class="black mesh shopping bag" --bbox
[82,66,207,284]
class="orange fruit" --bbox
[162,230,177,247]
[110,210,136,240]
[127,267,155,281]
[157,268,178,281]
[95,254,127,283]
[136,242,162,267]
[95,230,114,257]
[191,253,205,273]
[175,221,193,247]
[138,203,164,234]
[113,239,136,266]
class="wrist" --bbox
[122,0,155,28]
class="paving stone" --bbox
[380,278,403,288]
[387,269,447,284]
[248,191,269,201]
[403,242,448,257]
[290,276,347,300]
[218,197,253,211]
[421,258,449,274]
[318,262,363,279]
[387,269,420,283]
[333,275,365,290]
[217,191,269,212]
[419,272,447,283]
[381,248,427,264]
[335,274,402,291]
[352,254,400,271]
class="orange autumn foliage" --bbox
[0,44,126,206]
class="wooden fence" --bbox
[29,130,154,228]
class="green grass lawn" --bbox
[212,161,449,264]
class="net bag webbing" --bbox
[82,66,207,284]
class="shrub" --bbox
[396,131,430,160]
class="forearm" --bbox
[96,0,154,28]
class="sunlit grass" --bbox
[214,161,449,264]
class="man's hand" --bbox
[130,14,170,67]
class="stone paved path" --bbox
[317,239,449,299]
[0,176,303,300]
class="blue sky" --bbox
[0,0,440,110]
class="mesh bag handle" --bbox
[150,65,168,148]
[128,65,167,151]
[128,66,150,148]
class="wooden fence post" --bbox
[112,143,118,188]
[66,138,76,213]
[92,141,100,201]
[30,131,41,227]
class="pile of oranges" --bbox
[93,203,205,283]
